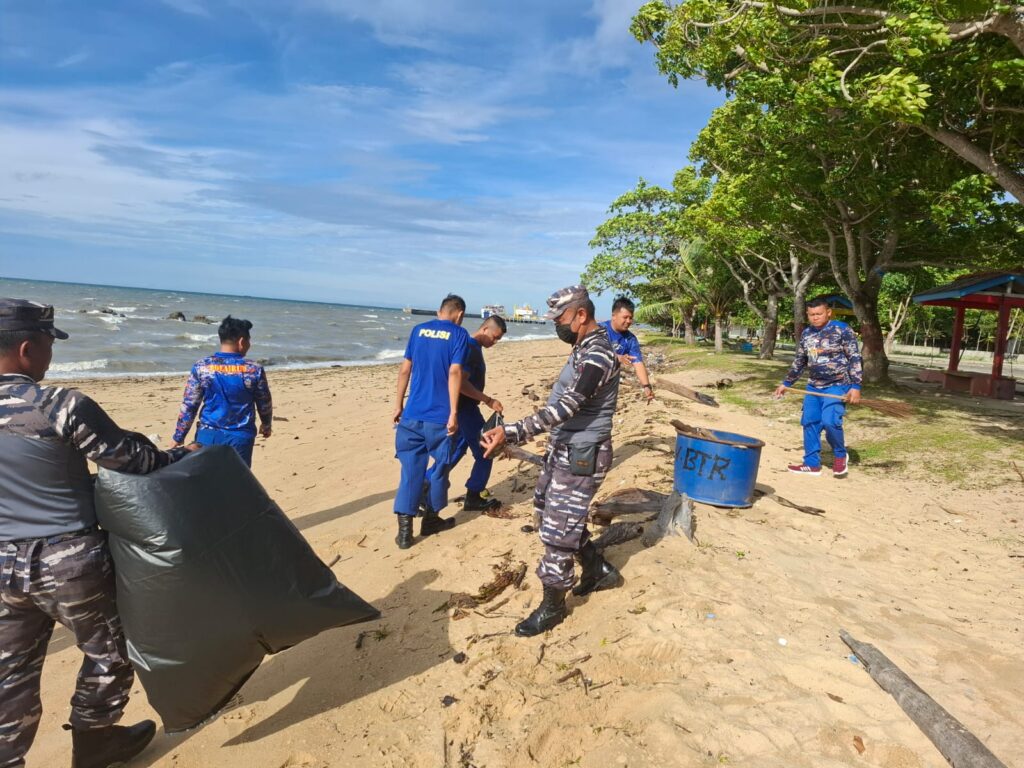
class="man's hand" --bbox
[641,385,655,403]
[846,389,862,405]
[616,354,635,368]
[260,424,272,438]
[182,442,202,453]
[488,398,504,414]
[773,384,789,399]
[393,406,403,424]
[481,426,506,458]
[446,413,458,436]
[171,441,184,448]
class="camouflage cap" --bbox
[0,298,69,339]
[543,285,590,320]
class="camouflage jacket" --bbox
[504,327,620,447]
[783,321,863,390]
[0,373,186,540]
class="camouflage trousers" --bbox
[0,530,133,768]
[532,440,612,590]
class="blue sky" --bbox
[0,0,722,311]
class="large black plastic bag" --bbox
[94,445,380,732]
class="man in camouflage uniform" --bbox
[774,296,863,478]
[0,299,195,768]
[482,286,623,637]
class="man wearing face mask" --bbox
[481,286,623,637]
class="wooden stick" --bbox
[840,630,1008,768]
[654,378,719,407]
[783,389,914,419]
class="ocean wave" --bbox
[363,314,378,319]
[100,315,126,325]
[107,306,136,313]
[374,348,405,360]
[50,359,109,373]
[181,333,217,343]
[507,333,554,342]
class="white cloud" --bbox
[56,50,90,68]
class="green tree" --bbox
[632,0,1024,200]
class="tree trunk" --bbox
[793,286,808,339]
[760,293,780,359]
[714,315,725,353]
[683,309,696,345]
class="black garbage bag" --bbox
[94,446,380,732]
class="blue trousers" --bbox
[196,427,255,467]
[450,406,493,493]
[801,384,850,468]
[394,419,456,517]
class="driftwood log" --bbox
[840,630,1007,768]
[641,492,696,545]
[654,377,719,407]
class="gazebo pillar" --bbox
[992,301,1011,380]
[948,306,965,373]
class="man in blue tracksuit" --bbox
[451,315,507,512]
[173,316,272,467]
[774,297,862,477]
[392,294,470,549]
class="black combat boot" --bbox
[419,506,455,537]
[514,586,568,637]
[70,719,156,768]
[395,514,414,549]
[463,490,501,513]
[572,542,624,597]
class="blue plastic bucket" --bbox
[674,427,764,508]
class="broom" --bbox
[779,388,914,419]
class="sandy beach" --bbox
[26,338,1023,768]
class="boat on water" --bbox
[403,303,546,324]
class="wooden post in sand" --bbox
[840,630,1007,768]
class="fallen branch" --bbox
[754,488,826,516]
[655,378,719,407]
[841,630,1008,768]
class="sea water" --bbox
[0,278,553,379]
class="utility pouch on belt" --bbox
[568,443,599,476]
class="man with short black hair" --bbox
[774,297,862,477]
[173,315,272,468]
[600,297,654,402]
[450,315,507,512]
[392,294,470,549]
[482,286,623,637]
[0,298,196,768]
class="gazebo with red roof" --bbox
[913,272,1024,400]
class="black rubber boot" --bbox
[70,719,156,768]
[395,514,414,549]
[514,586,568,637]
[420,507,455,537]
[571,542,624,597]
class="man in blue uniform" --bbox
[451,315,507,512]
[599,297,654,402]
[392,295,470,549]
[172,316,272,468]
[774,297,863,477]
[1,298,196,768]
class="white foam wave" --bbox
[363,314,378,318]
[107,306,136,313]
[183,333,216,342]
[49,359,109,373]
[507,333,554,342]
[374,348,405,360]
[100,314,125,324]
